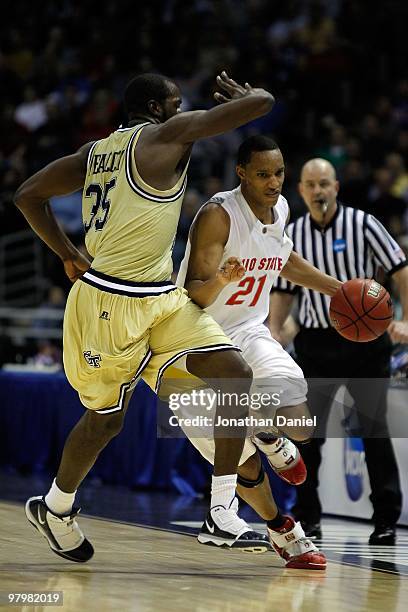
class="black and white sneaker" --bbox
[369,524,396,545]
[25,496,94,563]
[198,497,271,553]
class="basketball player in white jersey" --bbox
[15,73,276,562]
[176,135,342,569]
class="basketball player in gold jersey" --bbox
[15,72,275,561]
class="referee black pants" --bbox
[292,328,402,527]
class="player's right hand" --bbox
[216,257,246,285]
[214,71,262,104]
[63,251,91,283]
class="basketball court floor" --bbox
[0,470,407,611]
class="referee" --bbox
[270,158,408,545]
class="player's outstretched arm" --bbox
[14,144,93,282]
[157,71,274,144]
[281,251,342,296]
[184,204,245,307]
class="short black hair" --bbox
[124,73,175,116]
[237,135,280,166]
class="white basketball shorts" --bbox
[171,324,308,466]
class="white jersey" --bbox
[177,186,293,337]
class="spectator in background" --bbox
[393,79,408,130]
[367,167,407,238]
[396,129,408,165]
[14,86,47,132]
[33,285,66,330]
[31,285,66,368]
[385,152,408,203]
[359,114,390,167]
[5,28,33,80]
[0,104,28,158]
[267,0,307,49]
[316,124,349,172]
[297,1,337,56]
[78,89,119,143]
[0,52,22,104]
[373,96,398,142]
[339,159,369,209]
[32,342,62,367]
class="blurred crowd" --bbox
[1,0,408,363]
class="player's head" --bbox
[236,135,284,207]
[299,158,339,225]
[124,73,182,124]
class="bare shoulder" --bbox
[191,201,230,245]
[76,141,95,164]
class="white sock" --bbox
[44,479,76,516]
[211,474,237,509]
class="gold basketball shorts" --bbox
[63,268,237,413]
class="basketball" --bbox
[329,279,393,342]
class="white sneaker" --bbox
[268,516,326,570]
[198,497,271,553]
[25,496,94,562]
[252,436,307,485]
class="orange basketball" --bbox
[329,279,393,342]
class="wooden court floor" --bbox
[0,502,407,612]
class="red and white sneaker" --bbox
[268,516,326,570]
[252,436,307,485]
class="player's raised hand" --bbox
[216,257,246,285]
[214,71,257,104]
[63,250,92,283]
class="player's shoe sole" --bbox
[25,496,94,563]
[283,551,327,570]
[198,532,271,553]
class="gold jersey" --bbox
[83,123,188,282]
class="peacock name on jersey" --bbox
[241,256,283,272]
[90,149,126,174]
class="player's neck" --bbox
[127,115,159,127]
[241,188,274,224]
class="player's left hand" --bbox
[216,257,246,285]
[388,320,408,344]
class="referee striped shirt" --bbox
[273,203,407,328]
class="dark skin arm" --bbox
[184,204,246,308]
[269,251,342,342]
[137,71,274,190]
[14,143,93,282]
[268,292,296,345]
[280,250,342,296]
[388,266,408,343]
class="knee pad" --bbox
[237,466,265,488]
